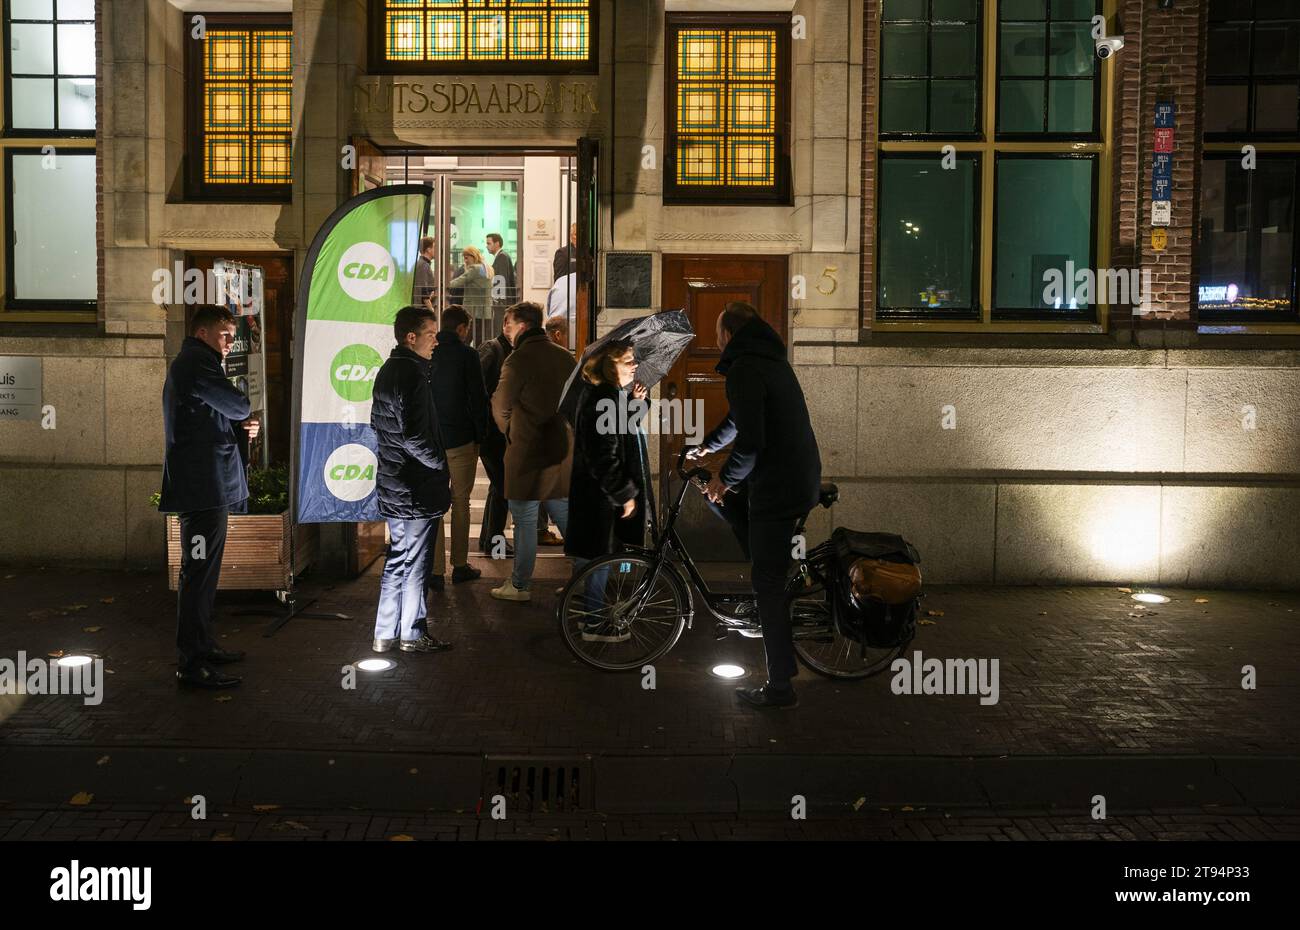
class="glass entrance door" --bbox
[440,177,521,346]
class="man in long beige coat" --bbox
[490,301,576,602]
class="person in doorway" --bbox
[485,232,516,335]
[160,305,260,690]
[691,301,821,709]
[369,305,453,655]
[413,236,436,313]
[449,246,492,345]
[565,339,649,643]
[427,305,488,591]
[544,315,568,349]
[489,301,576,602]
[477,311,519,557]
[552,223,577,282]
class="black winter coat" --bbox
[478,332,513,453]
[159,337,251,514]
[703,316,821,522]
[429,330,489,449]
[564,382,648,560]
[370,346,450,520]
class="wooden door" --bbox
[575,138,599,354]
[351,137,386,194]
[659,254,788,558]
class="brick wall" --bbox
[96,0,105,324]
[858,0,878,329]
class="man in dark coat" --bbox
[552,223,577,282]
[477,313,519,556]
[370,306,453,654]
[427,305,488,589]
[486,232,516,335]
[160,305,259,689]
[696,302,821,709]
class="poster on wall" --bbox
[293,185,431,524]
[214,260,267,467]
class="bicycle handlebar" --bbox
[677,446,712,486]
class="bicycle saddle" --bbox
[819,482,839,508]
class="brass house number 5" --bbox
[816,266,838,296]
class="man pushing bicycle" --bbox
[687,301,822,709]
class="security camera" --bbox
[1096,36,1125,59]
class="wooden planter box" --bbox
[167,511,318,592]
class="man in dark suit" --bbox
[370,305,454,654]
[552,223,577,282]
[160,305,260,689]
[485,232,516,336]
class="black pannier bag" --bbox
[829,528,922,649]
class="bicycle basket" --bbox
[830,528,922,649]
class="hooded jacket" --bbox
[704,316,821,522]
[369,345,450,520]
[159,336,251,514]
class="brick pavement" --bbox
[2,562,1296,758]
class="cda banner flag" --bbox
[294,185,431,523]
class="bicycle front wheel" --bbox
[790,581,903,680]
[557,554,688,671]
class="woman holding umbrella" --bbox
[565,338,648,643]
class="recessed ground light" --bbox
[710,663,747,680]
[356,657,396,672]
[56,655,94,668]
[1131,592,1170,605]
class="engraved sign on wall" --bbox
[0,357,41,422]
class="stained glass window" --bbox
[377,1,592,68]
[667,17,789,203]
[191,20,292,193]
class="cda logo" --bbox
[337,241,397,302]
[330,344,383,401]
[323,443,378,502]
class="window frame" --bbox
[872,0,1114,332]
[993,0,1102,142]
[184,12,293,203]
[367,0,599,75]
[879,0,985,141]
[3,145,98,312]
[3,0,97,138]
[1204,0,1300,143]
[663,11,793,207]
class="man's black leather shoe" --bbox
[452,564,481,583]
[204,647,245,665]
[428,574,446,592]
[735,685,798,709]
[176,665,241,689]
[399,635,453,653]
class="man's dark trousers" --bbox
[479,435,509,551]
[176,506,229,670]
[749,515,798,689]
[706,482,751,560]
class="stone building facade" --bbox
[0,0,1297,587]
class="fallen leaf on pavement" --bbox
[214,695,233,703]
[852,797,865,811]
[1194,597,1209,604]
[28,609,60,620]
[389,834,415,841]
[1038,611,1048,616]
[901,805,914,811]
[252,804,280,812]
[100,597,115,604]
[46,650,64,658]
[63,604,89,612]
[1117,587,1133,593]
[926,610,944,617]
[82,626,102,633]
[96,755,110,766]
[69,792,93,806]
[918,619,936,626]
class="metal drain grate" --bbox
[483,756,591,814]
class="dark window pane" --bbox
[882,23,929,77]
[1204,83,1249,132]
[1198,157,1296,316]
[930,78,978,132]
[932,24,978,76]
[1001,0,1046,20]
[882,0,928,21]
[881,79,928,132]
[1255,83,1300,131]
[1048,79,1092,132]
[1207,25,1252,76]
[1209,0,1253,20]
[995,157,1095,313]
[878,158,978,312]
[1252,20,1300,75]
[1001,23,1046,75]
[1049,22,1092,76]
[1051,0,1094,20]
[999,79,1044,131]
[933,0,978,21]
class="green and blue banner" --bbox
[293,185,431,523]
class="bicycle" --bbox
[555,446,909,678]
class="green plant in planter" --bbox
[150,464,290,515]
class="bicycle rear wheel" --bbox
[557,554,688,671]
[790,581,902,680]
